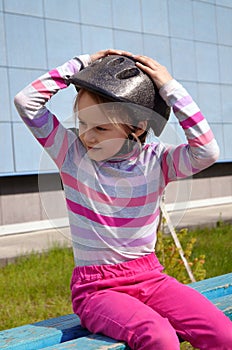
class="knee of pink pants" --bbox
[77,289,180,350]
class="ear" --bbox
[134,120,147,136]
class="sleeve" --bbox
[14,54,91,169]
[158,79,220,184]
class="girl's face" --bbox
[77,90,128,161]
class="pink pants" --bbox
[71,253,232,349]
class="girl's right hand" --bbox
[90,49,133,63]
[133,55,173,90]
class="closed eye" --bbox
[78,120,86,127]
[78,119,109,131]
[96,125,108,131]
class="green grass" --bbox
[0,222,231,350]
[187,222,232,278]
[0,245,74,330]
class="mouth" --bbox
[87,146,101,151]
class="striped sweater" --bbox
[14,55,219,266]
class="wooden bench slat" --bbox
[0,324,62,350]
[211,294,232,320]
[0,314,88,350]
[189,272,232,300]
[35,313,91,342]
[44,334,129,349]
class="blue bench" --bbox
[1,273,231,349]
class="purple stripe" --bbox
[173,95,193,113]
[67,60,79,74]
[37,116,59,146]
[70,225,156,248]
[173,145,199,175]
[22,110,49,128]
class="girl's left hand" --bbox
[133,55,173,90]
[90,49,133,63]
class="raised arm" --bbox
[135,55,220,181]
[14,48,130,122]
[14,49,131,169]
[14,55,91,168]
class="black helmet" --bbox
[68,55,170,136]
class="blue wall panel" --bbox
[0,0,231,176]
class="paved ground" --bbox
[0,203,231,266]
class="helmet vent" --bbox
[116,67,140,79]
[107,56,125,66]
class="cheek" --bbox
[78,128,84,142]
[78,123,85,135]
[106,138,126,153]
[96,137,125,153]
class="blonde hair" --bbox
[74,89,148,145]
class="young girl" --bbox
[14,49,232,349]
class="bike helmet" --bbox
[68,55,170,136]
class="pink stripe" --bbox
[32,80,52,99]
[66,198,159,228]
[172,146,189,178]
[61,172,160,207]
[161,149,172,184]
[37,116,59,147]
[61,172,78,190]
[188,129,214,147]
[49,69,67,89]
[54,132,69,168]
[160,146,195,183]
[180,111,204,129]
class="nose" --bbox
[82,128,97,144]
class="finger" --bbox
[133,55,160,67]
[135,61,156,75]
[137,61,161,75]
[106,49,133,57]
